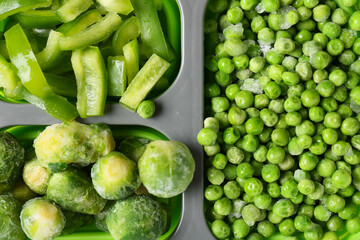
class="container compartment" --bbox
[1,124,182,240]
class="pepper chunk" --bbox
[96,0,133,15]
[120,54,170,111]
[72,47,108,118]
[59,12,122,51]
[15,10,61,29]
[131,0,171,61]
[56,0,93,23]
[0,0,52,21]
[4,24,54,98]
[107,56,127,97]
[36,30,65,71]
[112,16,140,55]
[123,39,139,83]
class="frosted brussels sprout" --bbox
[95,201,115,232]
[0,132,25,193]
[47,168,106,214]
[138,140,195,198]
[20,198,65,240]
[34,122,115,167]
[0,195,26,240]
[10,179,38,203]
[23,153,52,195]
[106,195,167,240]
[117,137,150,162]
[61,210,92,235]
[91,152,141,200]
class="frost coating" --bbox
[20,198,65,240]
[91,151,141,200]
[106,195,167,240]
[138,140,195,198]
[0,195,26,240]
[0,132,25,193]
[34,122,115,167]
[350,99,360,113]
[240,78,263,94]
[223,23,244,39]
[47,168,106,214]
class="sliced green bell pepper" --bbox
[8,85,79,122]
[0,0,52,21]
[154,0,163,10]
[0,40,9,60]
[59,12,122,51]
[131,0,171,61]
[36,30,65,71]
[0,55,19,91]
[45,73,77,98]
[4,24,54,98]
[45,53,73,75]
[123,39,139,83]
[108,56,127,97]
[72,47,108,118]
[56,0,93,23]
[120,54,170,111]
[97,0,133,15]
[57,9,102,37]
[15,10,61,29]
[0,19,8,32]
[112,16,140,55]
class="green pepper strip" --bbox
[0,40,9,60]
[0,19,8,32]
[11,85,79,122]
[131,0,171,61]
[108,56,127,97]
[0,55,19,91]
[97,0,133,15]
[72,47,108,118]
[120,54,170,111]
[15,10,61,29]
[57,9,102,37]
[4,24,54,98]
[123,39,139,83]
[59,12,122,51]
[112,16,140,55]
[154,0,163,10]
[36,30,65,71]
[45,73,77,98]
[0,0,52,21]
[45,53,73,75]
[56,0,93,23]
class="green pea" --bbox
[341,117,360,136]
[198,128,218,146]
[207,167,225,185]
[254,193,272,210]
[235,90,254,109]
[261,164,280,183]
[310,51,331,70]
[281,180,299,199]
[211,220,230,239]
[327,215,344,232]
[236,162,254,179]
[228,107,247,125]
[205,185,224,201]
[244,178,263,196]
[266,146,285,164]
[224,181,241,200]
[267,182,281,198]
[332,169,352,189]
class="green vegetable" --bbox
[47,168,107,214]
[72,46,108,117]
[107,56,127,97]
[91,151,141,200]
[123,39,140,83]
[112,16,140,55]
[0,132,24,194]
[34,122,115,167]
[106,195,167,240]
[0,0,52,21]
[138,140,195,198]
[20,198,65,240]
[56,0,93,23]
[117,137,149,162]
[137,100,156,119]
[120,54,170,111]
[15,10,61,29]
[61,210,92,235]
[0,195,26,240]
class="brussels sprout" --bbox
[47,168,106,214]
[95,201,115,232]
[20,198,65,240]
[138,140,195,198]
[106,195,167,240]
[34,122,115,167]
[10,179,38,202]
[91,152,141,200]
[23,152,52,195]
[61,210,92,235]
[0,132,25,193]
[117,137,150,162]
[0,195,26,240]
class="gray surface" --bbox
[0,0,214,239]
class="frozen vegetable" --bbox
[138,140,195,198]
[61,210,92,235]
[202,0,360,239]
[117,137,150,162]
[0,132,25,194]
[0,195,26,240]
[91,151,141,200]
[20,198,65,240]
[47,168,107,214]
[106,195,167,240]
[34,121,115,167]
